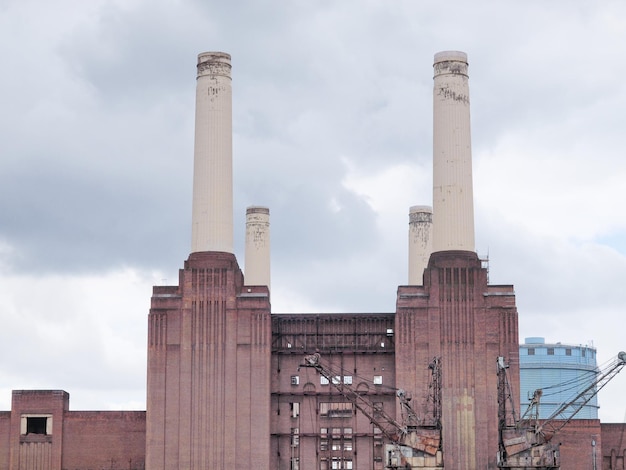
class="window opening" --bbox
[26,417,48,435]
[320,402,352,418]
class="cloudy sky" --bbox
[1,0,626,422]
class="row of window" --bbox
[321,427,353,451]
[288,401,385,419]
[526,347,594,358]
[286,426,384,470]
[290,457,355,470]
[283,328,395,349]
[290,375,383,386]
[321,458,353,469]
[321,426,353,438]
[291,427,356,449]
[320,402,352,418]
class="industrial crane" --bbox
[301,353,443,469]
[496,351,626,469]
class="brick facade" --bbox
[396,250,520,469]
[1,251,624,469]
[0,390,145,470]
[601,423,626,470]
[146,251,271,470]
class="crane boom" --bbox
[301,353,444,469]
[497,351,626,469]
[539,351,626,436]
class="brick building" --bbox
[0,391,145,469]
[0,51,624,469]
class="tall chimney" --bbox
[245,206,271,288]
[191,52,233,253]
[408,205,433,285]
[432,51,475,252]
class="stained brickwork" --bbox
[146,251,271,470]
[396,251,520,469]
[601,423,626,470]
[271,314,397,470]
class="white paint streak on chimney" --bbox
[245,206,271,289]
[432,51,475,253]
[191,52,233,253]
[408,205,433,285]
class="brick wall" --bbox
[552,419,602,470]
[0,391,145,470]
[61,411,145,470]
[0,411,10,468]
[601,422,626,470]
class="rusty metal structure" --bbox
[496,352,626,469]
[301,353,443,469]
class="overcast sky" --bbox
[1,0,625,422]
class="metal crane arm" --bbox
[539,351,626,435]
[497,351,626,469]
[301,353,405,443]
[300,353,443,460]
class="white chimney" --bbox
[432,51,475,253]
[408,205,433,285]
[245,206,271,289]
[191,52,233,253]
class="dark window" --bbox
[320,427,328,451]
[26,417,47,435]
[547,348,555,355]
[320,402,352,418]
[527,348,535,355]
[565,348,572,356]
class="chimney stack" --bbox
[191,52,234,253]
[408,205,433,285]
[245,206,271,289]
[432,51,475,253]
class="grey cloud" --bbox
[2,0,626,418]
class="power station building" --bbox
[0,51,624,470]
